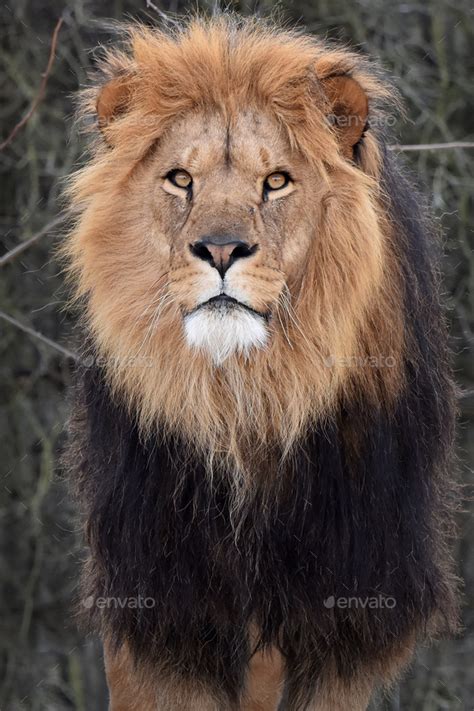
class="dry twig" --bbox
[0,309,78,361]
[0,214,66,267]
[0,16,64,151]
[389,141,474,152]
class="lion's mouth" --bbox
[183,293,270,364]
[197,294,270,321]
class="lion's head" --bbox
[65,17,405,485]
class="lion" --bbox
[63,15,458,711]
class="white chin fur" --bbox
[184,307,268,365]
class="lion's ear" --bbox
[96,75,133,138]
[320,75,368,158]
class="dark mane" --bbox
[66,146,458,706]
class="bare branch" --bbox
[389,141,474,152]
[0,16,64,151]
[0,214,67,268]
[0,310,78,361]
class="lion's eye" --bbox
[264,172,290,192]
[166,169,193,189]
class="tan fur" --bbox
[104,641,284,711]
[104,642,157,711]
[104,636,414,711]
[308,677,373,711]
[308,635,417,710]
[243,648,285,711]
[243,626,286,710]
[63,18,405,506]
[104,642,221,710]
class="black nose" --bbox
[190,236,257,277]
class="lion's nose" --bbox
[190,236,257,278]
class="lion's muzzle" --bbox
[184,295,269,364]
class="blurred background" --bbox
[0,1,472,709]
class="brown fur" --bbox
[104,637,414,711]
[104,642,221,710]
[64,18,404,501]
[104,640,285,711]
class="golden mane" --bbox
[63,16,406,496]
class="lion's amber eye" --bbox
[166,169,193,189]
[264,172,290,192]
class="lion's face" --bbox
[130,109,318,364]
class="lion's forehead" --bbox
[160,110,295,178]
